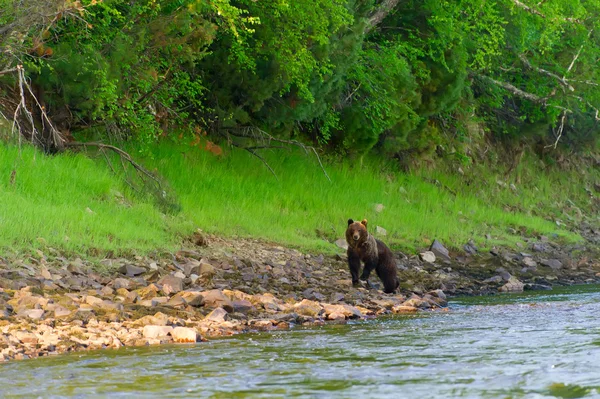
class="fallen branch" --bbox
[220,126,332,182]
[64,141,164,193]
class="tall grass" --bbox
[143,143,589,253]
[1,141,594,256]
[0,144,189,254]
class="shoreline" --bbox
[1,232,599,363]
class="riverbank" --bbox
[2,228,599,362]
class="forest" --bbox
[1,0,599,162]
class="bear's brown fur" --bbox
[345,218,399,294]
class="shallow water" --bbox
[3,285,600,398]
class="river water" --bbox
[2,285,600,398]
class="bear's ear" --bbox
[361,219,368,228]
[347,219,354,226]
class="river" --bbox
[2,285,600,398]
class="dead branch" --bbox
[365,0,401,34]
[511,0,584,24]
[64,141,165,193]
[518,54,574,91]
[475,74,572,113]
[546,110,567,149]
[564,30,593,80]
[220,126,332,182]
[512,0,545,18]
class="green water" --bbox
[3,286,600,398]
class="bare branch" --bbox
[245,148,279,180]
[64,142,164,192]
[512,0,546,18]
[476,74,572,113]
[518,54,574,91]
[564,30,594,79]
[546,111,567,149]
[365,0,401,34]
[0,68,18,76]
[511,0,584,24]
[220,126,332,182]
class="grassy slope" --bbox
[1,141,596,256]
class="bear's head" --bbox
[345,218,369,248]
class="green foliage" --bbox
[1,0,599,154]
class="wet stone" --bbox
[172,327,198,343]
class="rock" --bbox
[119,264,146,277]
[484,276,503,284]
[430,240,450,261]
[532,243,548,252]
[302,288,325,301]
[18,309,44,320]
[525,283,553,291]
[137,284,160,299]
[335,239,349,250]
[419,251,436,263]
[133,312,169,327]
[330,293,345,303]
[85,295,104,307]
[180,291,205,307]
[54,306,72,318]
[293,299,324,317]
[327,312,346,321]
[252,293,282,312]
[158,275,183,295]
[374,203,385,213]
[204,307,228,323]
[125,291,139,304]
[426,289,447,305]
[541,259,563,270]
[151,297,169,306]
[174,271,186,280]
[198,262,216,278]
[375,226,387,236]
[322,303,363,319]
[522,257,537,268]
[165,294,187,309]
[40,267,52,280]
[143,325,173,339]
[402,295,431,309]
[249,319,274,329]
[499,276,525,293]
[233,299,255,313]
[113,278,132,290]
[463,241,478,255]
[14,331,38,344]
[200,290,234,312]
[171,327,198,343]
[391,305,418,314]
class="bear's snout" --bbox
[352,234,360,241]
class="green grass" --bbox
[1,140,596,256]
[0,144,190,254]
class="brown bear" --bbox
[345,218,399,294]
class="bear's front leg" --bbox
[347,248,361,287]
[360,260,377,282]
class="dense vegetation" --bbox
[1,0,599,158]
[1,140,595,255]
[0,1,598,255]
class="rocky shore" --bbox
[1,229,599,363]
